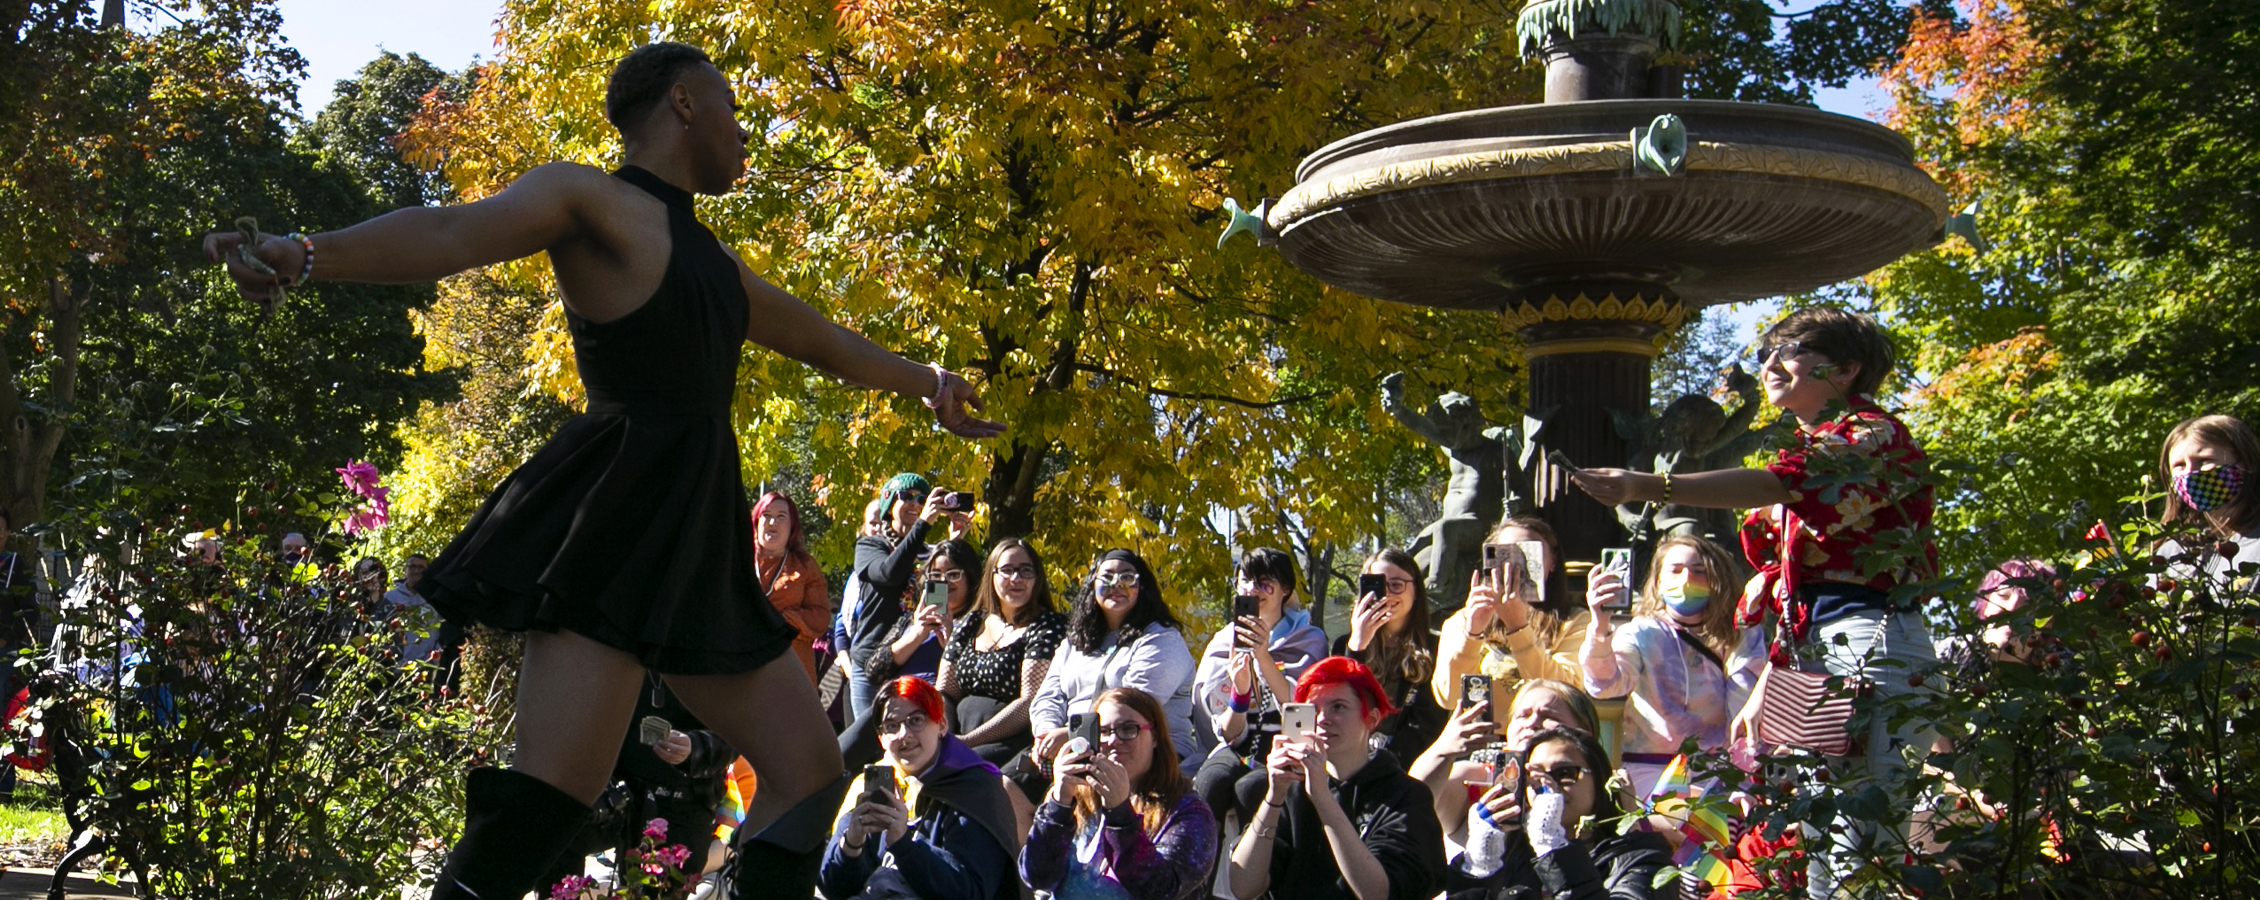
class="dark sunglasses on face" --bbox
[1530,763,1587,787]
[1754,341,1816,368]
[894,490,928,502]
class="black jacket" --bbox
[1443,830,1673,900]
[1267,749,1447,900]
[846,522,934,675]
[1331,633,1448,765]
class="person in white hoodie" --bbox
[1189,548,1329,828]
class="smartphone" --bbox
[1482,541,1510,575]
[920,579,950,614]
[1358,573,1388,600]
[863,764,897,802]
[1513,540,1548,607]
[1545,449,1582,474]
[1279,702,1317,744]
[1066,711,1100,756]
[1460,673,1492,721]
[637,715,672,746]
[1599,547,1635,610]
[938,490,973,510]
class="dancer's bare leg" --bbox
[666,652,844,836]
[513,629,648,803]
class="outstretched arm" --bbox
[734,258,1004,440]
[203,161,611,297]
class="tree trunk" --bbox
[0,274,88,537]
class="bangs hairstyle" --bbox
[2158,415,2260,536]
[1360,548,1435,686]
[1631,535,1746,662]
[752,492,811,565]
[1068,549,1182,653]
[1294,656,1397,720]
[1236,547,1299,601]
[884,675,947,727]
[1072,688,1192,835]
[604,42,714,132]
[1479,515,1568,646]
[976,538,1056,625]
[1760,306,1897,399]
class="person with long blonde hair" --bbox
[1023,688,1217,900]
[1580,534,1763,796]
[1431,516,1588,737]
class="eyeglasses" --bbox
[878,713,931,735]
[1380,577,1415,594]
[756,512,791,524]
[928,570,966,583]
[1754,341,1816,368]
[1097,722,1148,742]
[892,490,928,502]
[996,565,1039,581]
[1529,764,1587,787]
[1096,572,1141,588]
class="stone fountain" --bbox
[1227,0,1950,565]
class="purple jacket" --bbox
[1020,791,1216,900]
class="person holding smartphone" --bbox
[1432,517,1587,740]
[1229,657,1444,900]
[1333,548,1446,764]
[1418,678,1601,852]
[1028,550,1199,783]
[848,475,977,712]
[871,539,984,687]
[1023,688,1217,900]
[1443,727,1671,900]
[823,676,1020,900]
[1579,535,1764,797]
[1191,548,1331,828]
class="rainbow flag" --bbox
[1673,839,1733,887]
[1645,754,1734,851]
[1679,800,1735,850]
[1646,755,1694,806]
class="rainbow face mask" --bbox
[2174,464,2246,512]
[1661,581,1711,617]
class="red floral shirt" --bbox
[1740,401,1938,592]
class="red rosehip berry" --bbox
[2132,631,2153,647]
[2155,646,2174,661]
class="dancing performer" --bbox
[203,42,1004,900]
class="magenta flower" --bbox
[342,507,389,536]
[656,843,692,868]
[549,874,594,899]
[335,461,383,499]
[643,817,669,840]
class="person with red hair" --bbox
[753,492,830,683]
[824,677,1019,900]
[1229,658,1445,900]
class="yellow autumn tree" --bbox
[398,0,1542,611]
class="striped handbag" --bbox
[1750,662,1864,757]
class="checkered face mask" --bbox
[2174,464,2246,512]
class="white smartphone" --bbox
[1279,702,1317,745]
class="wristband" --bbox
[1229,691,1252,713]
[920,362,947,409]
[287,232,314,285]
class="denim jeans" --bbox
[1801,608,1938,899]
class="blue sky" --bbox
[278,0,504,113]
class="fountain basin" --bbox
[1266,99,1949,310]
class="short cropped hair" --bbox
[884,676,947,727]
[1295,656,1397,720]
[1761,307,1897,399]
[605,42,714,132]
[1236,547,1299,598]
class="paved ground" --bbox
[0,871,133,899]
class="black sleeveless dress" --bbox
[418,166,794,675]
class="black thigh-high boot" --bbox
[729,772,853,900]
[431,767,595,900]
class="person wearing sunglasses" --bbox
[1023,687,1217,900]
[1192,548,1332,829]
[1335,548,1447,762]
[824,676,1021,900]
[1446,726,1670,900]
[845,473,976,720]
[1569,307,1938,899]
[752,491,830,684]
[938,539,1069,765]
[1029,550,1198,783]
[1230,657,1445,900]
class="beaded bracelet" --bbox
[287,232,315,285]
[920,362,947,410]
[1659,470,1674,505]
